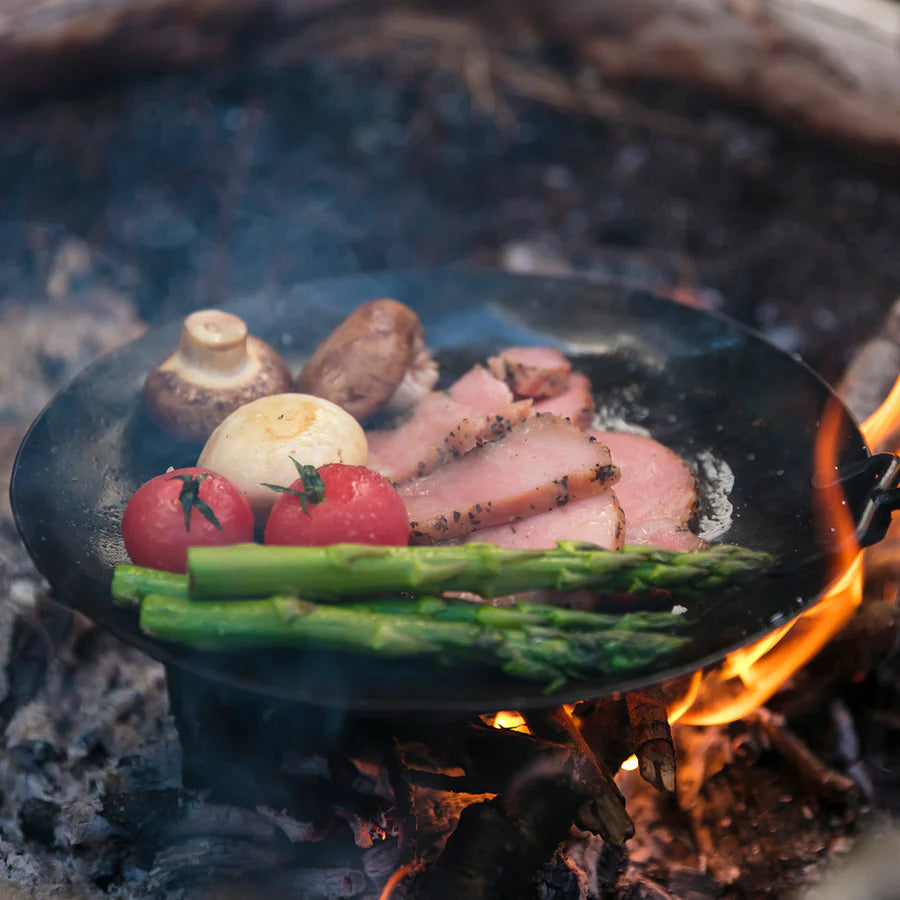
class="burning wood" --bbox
[521,706,634,845]
[625,688,676,793]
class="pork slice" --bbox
[590,429,703,551]
[488,346,571,399]
[466,489,625,550]
[442,402,533,459]
[532,372,595,430]
[400,414,620,544]
[366,366,523,483]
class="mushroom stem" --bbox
[179,310,249,376]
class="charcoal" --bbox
[113,742,183,793]
[19,797,61,847]
[165,802,280,843]
[58,796,125,847]
[8,739,59,771]
[255,805,325,843]
[100,789,187,841]
[362,841,403,885]
[534,849,585,900]
[146,836,297,890]
[261,866,367,897]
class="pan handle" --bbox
[849,452,900,548]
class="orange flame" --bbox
[674,376,900,726]
[378,860,419,900]
[485,710,530,732]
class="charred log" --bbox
[522,706,634,845]
[423,787,591,900]
[626,688,676,793]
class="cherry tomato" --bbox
[264,464,409,547]
[122,466,254,572]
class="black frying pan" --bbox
[10,270,900,711]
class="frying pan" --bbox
[10,270,900,712]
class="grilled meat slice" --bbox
[465,489,625,550]
[531,372,595,430]
[590,430,703,551]
[366,366,529,483]
[400,414,619,544]
[487,346,572,399]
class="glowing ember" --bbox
[487,710,530,732]
[620,754,639,771]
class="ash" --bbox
[0,520,177,898]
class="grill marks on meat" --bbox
[531,372,595,430]
[399,415,620,544]
[589,430,703,551]
[366,366,529,483]
[488,346,572,399]
[466,489,625,550]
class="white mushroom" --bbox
[144,309,292,443]
[197,393,368,523]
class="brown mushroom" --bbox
[295,298,438,422]
[143,309,292,443]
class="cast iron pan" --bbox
[10,270,900,711]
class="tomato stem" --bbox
[168,473,223,532]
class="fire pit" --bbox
[8,270,900,897]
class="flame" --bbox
[487,710,530,732]
[378,860,419,900]
[675,375,900,726]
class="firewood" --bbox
[423,789,585,900]
[752,707,858,805]
[536,0,900,161]
[626,687,677,793]
[521,706,634,845]
[837,297,900,442]
[574,696,632,767]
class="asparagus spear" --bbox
[138,592,690,689]
[348,595,685,633]
[186,541,773,601]
[112,565,188,606]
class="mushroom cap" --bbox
[144,309,292,443]
[295,298,429,421]
[197,392,369,523]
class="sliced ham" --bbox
[400,414,620,544]
[590,429,703,551]
[366,366,527,483]
[532,372,595,430]
[466,489,625,550]
[488,346,571,399]
[442,405,532,459]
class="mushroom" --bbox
[143,309,292,443]
[197,392,368,523]
[295,298,438,422]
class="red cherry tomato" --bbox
[122,467,254,572]
[264,464,410,547]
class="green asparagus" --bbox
[138,592,690,689]
[112,565,188,606]
[186,541,773,601]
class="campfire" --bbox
[2,281,897,900]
